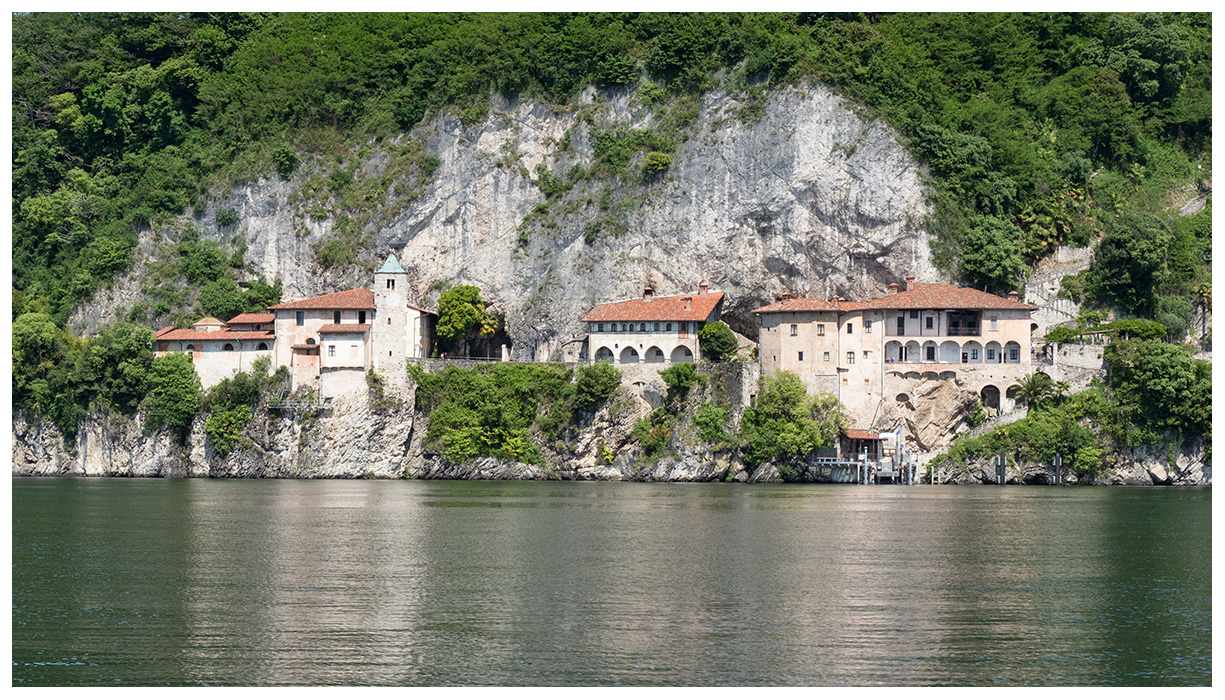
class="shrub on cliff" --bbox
[574,361,621,413]
[436,285,498,355]
[659,363,701,406]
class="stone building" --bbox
[754,276,1036,426]
[156,255,434,395]
[582,285,724,375]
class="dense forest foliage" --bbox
[11,12,1212,451]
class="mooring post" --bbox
[997,448,1007,485]
[1054,452,1063,486]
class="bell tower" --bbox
[373,254,410,384]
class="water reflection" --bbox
[12,479,1211,686]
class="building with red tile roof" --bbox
[582,285,723,369]
[754,275,1037,430]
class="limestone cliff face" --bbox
[71,85,936,354]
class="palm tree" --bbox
[1195,282,1211,345]
[1016,373,1054,413]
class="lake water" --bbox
[11,478,1211,686]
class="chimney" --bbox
[1008,290,1019,302]
[904,275,916,291]
[698,282,709,296]
[888,283,898,295]
[643,287,653,301]
[683,296,692,311]
[780,292,794,302]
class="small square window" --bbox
[910,310,919,319]
[864,379,869,386]
[790,324,798,336]
[926,317,933,329]
[987,349,996,360]
[598,323,604,332]
[817,324,825,336]
[863,350,870,358]
[334,311,342,325]
[991,316,999,331]
[971,349,979,360]
[296,311,304,326]
[798,351,804,361]
[865,319,872,332]
[846,323,853,334]
[846,351,855,364]
[328,345,336,357]
[842,377,847,385]
[823,352,830,362]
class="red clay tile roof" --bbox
[226,312,275,325]
[753,283,1034,314]
[267,288,376,310]
[751,298,841,313]
[407,302,435,315]
[843,429,887,440]
[582,291,724,322]
[156,329,275,342]
[860,283,1034,310]
[317,324,371,334]
[155,326,177,339]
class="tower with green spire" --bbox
[373,253,410,382]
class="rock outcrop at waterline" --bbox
[70,85,937,351]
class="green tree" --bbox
[1088,212,1171,316]
[197,277,246,321]
[697,321,737,362]
[74,321,155,413]
[739,371,846,471]
[435,285,497,355]
[959,215,1027,293]
[1103,338,1210,441]
[1015,372,1055,412]
[142,352,203,437]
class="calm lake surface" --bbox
[12,478,1211,686]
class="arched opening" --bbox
[639,323,647,332]
[620,346,640,364]
[981,384,1001,412]
[922,341,938,362]
[1005,384,1022,413]
[306,338,316,345]
[665,322,673,332]
[594,346,614,363]
[885,340,904,363]
[1031,322,1039,334]
[963,340,983,364]
[986,341,1002,363]
[258,342,268,351]
[904,340,921,362]
[224,343,235,351]
[670,345,694,364]
[1004,341,1022,363]
[939,340,960,363]
[185,344,195,351]
[645,345,666,363]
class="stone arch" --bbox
[620,346,640,364]
[594,346,614,362]
[981,384,1001,411]
[224,343,235,351]
[885,340,904,362]
[639,323,647,332]
[986,341,1002,363]
[1005,384,1023,413]
[921,372,939,381]
[645,345,666,363]
[939,340,960,363]
[1004,341,1022,363]
[670,345,694,363]
[905,340,921,362]
[963,340,983,363]
[185,344,195,351]
[306,338,316,345]
[939,371,956,381]
[922,340,938,362]
[903,371,921,380]
[258,342,269,351]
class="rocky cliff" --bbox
[71,85,936,352]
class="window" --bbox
[387,279,395,289]
[296,311,304,326]
[910,310,919,319]
[863,350,870,359]
[640,323,646,332]
[865,319,872,332]
[258,342,268,351]
[990,316,998,331]
[224,343,234,351]
[897,316,905,335]
[1009,348,1019,361]
[864,379,870,386]
[306,338,316,345]
[798,351,804,361]
[334,311,342,324]
[666,323,672,332]
[970,349,978,360]
[598,323,604,332]
[185,344,195,351]
[359,311,366,324]
[654,323,660,332]
[846,323,853,334]
[846,351,855,364]
[790,324,798,336]
[328,345,336,357]
[925,316,933,330]
[823,352,830,362]
[655,348,663,357]
[842,377,847,385]
[926,346,935,361]
[987,348,996,360]
[817,324,825,336]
